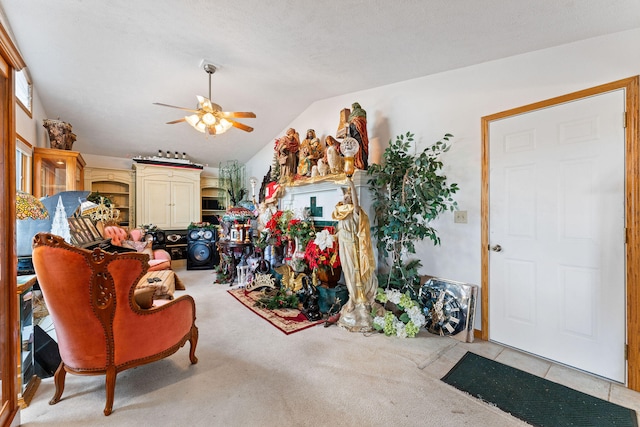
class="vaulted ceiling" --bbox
[2,0,639,167]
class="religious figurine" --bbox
[325,135,343,174]
[306,129,324,164]
[276,128,300,182]
[298,129,324,177]
[347,102,369,170]
[316,158,329,176]
[297,143,312,176]
[336,108,351,139]
[332,179,382,332]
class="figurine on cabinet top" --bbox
[336,108,351,139]
[297,143,312,177]
[298,129,324,177]
[276,128,300,182]
[347,102,369,170]
[305,129,324,163]
[324,135,344,175]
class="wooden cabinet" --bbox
[134,163,201,229]
[201,176,228,223]
[32,147,85,198]
[84,167,134,226]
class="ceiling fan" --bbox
[154,63,256,135]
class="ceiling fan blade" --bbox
[166,118,187,124]
[220,111,256,119]
[228,120,254,132]
[153,102,199,113]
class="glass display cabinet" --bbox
[16,275,40,408]
[33,147,85,198]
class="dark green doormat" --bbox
[441,351,638,427]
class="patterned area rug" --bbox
[227,288,324,335]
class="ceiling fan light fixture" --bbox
[214,119,232,134]
[185,114,206,133]
[155,61,255,135]
[202,112,217,126]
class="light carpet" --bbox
[19,266,537,426]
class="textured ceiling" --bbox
[2,0,639,167]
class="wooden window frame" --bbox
[15,68,31,118]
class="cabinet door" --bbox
[171,181,196,228]
[141,180,172,228]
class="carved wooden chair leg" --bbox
[103,366,117,416]
[49,362,66,405]
[189,325,199,364]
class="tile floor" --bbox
[421,336,640,423]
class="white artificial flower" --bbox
[406,306,426,328]
[386,289,402,305]
[314,229,335,251]
[373,316,385,328]
[395,321,408,338]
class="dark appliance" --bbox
[165,230,188,260]
[187,227,219,270]
[144,229,167,251]
[34,324,61,378]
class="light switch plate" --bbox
[454,210,468,224]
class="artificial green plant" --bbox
[219,160,246,206]
[368,132,459,295]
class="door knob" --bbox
[490,244,502,252]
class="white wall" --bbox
[246,28,640,299]
[13,71,221,176]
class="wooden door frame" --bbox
[481,76,640,390]
[0,21,24,426]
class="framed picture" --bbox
[67,217,77,233]
[83,217,103,241]
[70,218,91,244]
[75,217,94,242]
[68,219,86,244]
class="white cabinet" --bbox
[134,163,201,229]
[84,167,134,226]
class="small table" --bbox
[217,241,253,284]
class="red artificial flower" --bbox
[304,227,340,270]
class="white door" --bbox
[488,90,626,382]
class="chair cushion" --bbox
[148,259,171,271]
[134,287,155,309]
[136,270,176,299]
[122,239,155,260]
[129,228,144,242]
[103,225,128,246]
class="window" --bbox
[16,68,32,116]
[16,135,32,193]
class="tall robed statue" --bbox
[332,178,382,332]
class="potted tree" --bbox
[368,132,459,296]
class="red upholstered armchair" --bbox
[32,233,198,416]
